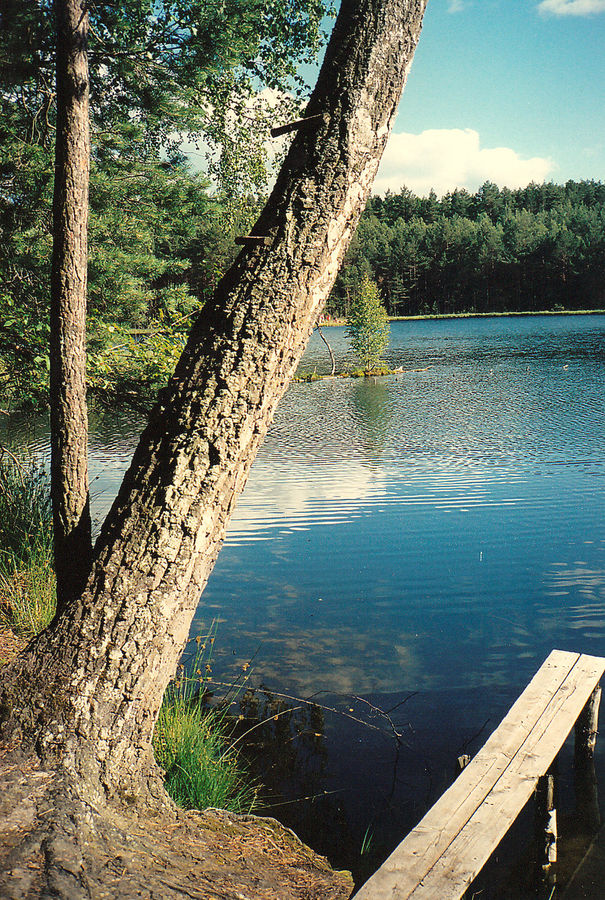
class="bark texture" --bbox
[50,0,92,609]
[1,0,428,808]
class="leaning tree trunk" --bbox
[49,0,93,610]
[1,0,428,808]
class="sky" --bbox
[373,0,605,196]
[179,0,605,198]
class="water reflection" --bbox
[349,377,392,456]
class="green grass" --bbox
[154,699,256,812]
[347,365,392,378]
[153,632,257,813]
[0,449,56,636]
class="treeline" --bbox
[3,9,605,414]
[329,180,605,317]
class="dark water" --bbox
[3,314,605,895]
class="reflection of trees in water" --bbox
[235,687,358,872]
[233,685,427,882]
[87,403,145,448]
[350,378,392,457]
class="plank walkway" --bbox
[354,649,605,900]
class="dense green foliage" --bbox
[330,180,605,317]
[346,274,390,371]
[0,0,329,408]
[3,2,603,408]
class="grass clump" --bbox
[153,630,256,814]
[347,365,392,379]
[0,449,56,636]
[293,370,322,383]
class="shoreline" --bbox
[319,308,605,326]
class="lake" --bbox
[3,313,605,895]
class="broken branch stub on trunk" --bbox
[0,0,428,805]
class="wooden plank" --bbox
[412,653,605,898]
[355,650,580,898]
[355,651,605,900]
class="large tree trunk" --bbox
[49,0,92,610]
[1,0,427,829]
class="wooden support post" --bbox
[575,684,601,765]
[270,113,324,138]
[574,755,601,832]
[574,684,602,831]
[455,754,470,777]
[535,772,557,895]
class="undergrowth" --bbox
[0,448,56,636]
[153,627,257,813]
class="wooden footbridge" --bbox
[354,650,605,899]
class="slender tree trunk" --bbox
[1,0,428,806]
[50,0,92,610]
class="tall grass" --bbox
[153,630,257,813]
[0,449,56,636]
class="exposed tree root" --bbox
[0,748,353,900]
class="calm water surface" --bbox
[4,314,605,893]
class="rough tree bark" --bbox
[0,0,428,895]
[50,0,93,610]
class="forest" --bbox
[330,179,605,318]
[4,170,604,409]
[0,0,327,408]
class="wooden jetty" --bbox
[354,649,605,899]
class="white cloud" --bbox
[447,0,468,11]
[226,457,386,545]
[538,0,605,15]
[374,128,555,197]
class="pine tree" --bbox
[346,274,390,372]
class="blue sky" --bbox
[373,0,605,195]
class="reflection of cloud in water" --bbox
[543,562,605,637]
[544,562,605,600]
[212,624,426,697]
[226,458,388,545]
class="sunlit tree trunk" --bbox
[50,0,92,609]
[1,0,428,807]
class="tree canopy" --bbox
[0,0,330,408]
